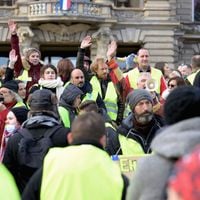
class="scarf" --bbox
[38,77,64,100]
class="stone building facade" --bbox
[0,0,199,68]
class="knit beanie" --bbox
[126,89,153,110]
[11,106,29,125]
[60,84,83,105]
[1,80,19,93]
[164,86,200,125]
[168,145,200,200]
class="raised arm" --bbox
[8,20,23,77]
[4,49,18,83]
[107,41,132,102]
[76,36,92,81]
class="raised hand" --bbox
[80,36,92,49]
[8,20,17,34]
[8,49,18,69]
[107,40,117,61]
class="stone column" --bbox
[92,24,114,59]
[17,24,39,56]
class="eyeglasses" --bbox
[168,84,176,88]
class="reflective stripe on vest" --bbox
[58,106,70,128]
[64,81,70,88]
[41,145,124,200]
[119,134,145,155]
[127,67,163,94]
[0,164,20,200]
[90,76,118,121]
[16,70,32,82]
[82,91,97,102]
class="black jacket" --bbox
[116,113,165,154]
[2,115,69,194]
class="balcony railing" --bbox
[0,0,144,22]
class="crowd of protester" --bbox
[0,20,200,200]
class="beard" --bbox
[135,111,153,125]
[77,82,84,88]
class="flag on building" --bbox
[60,0,71,11]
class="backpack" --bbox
[17,126,61,169]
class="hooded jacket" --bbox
[2,115,69,194]
[126,117,200,200]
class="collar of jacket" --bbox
[138,65,151,72]
[23,115,60,128]
[71,139,104,151]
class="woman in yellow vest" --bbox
[8,20,43,91]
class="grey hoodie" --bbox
[126,117,200,200]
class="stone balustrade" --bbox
[0,0,144,22]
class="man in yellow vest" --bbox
[22,112,128,200]
[107,41,167,102]
[115,89,164,155]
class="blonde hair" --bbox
[90,57,105,74]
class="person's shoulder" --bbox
[154,114,165,127]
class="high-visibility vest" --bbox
[13,101,26,108]
[40,145,124,200]
[187,69,200,85]
[58,106,70,128]
[127,67,163,94]
[90,76,118,121]
[16,70,32,82]
[118,134,145,155]
[0,164,20,200]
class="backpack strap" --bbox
[43,125,62,138]
[18,125,62,140]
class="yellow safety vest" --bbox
[58,106,70,128]
[187,69,200,85]
[0,164,20,200]
[90,76,118,121]
[119,134,145,155]
[16,70,32,82]
[41,145,124,200]
[13,101,26,108]
[127,67,163,94]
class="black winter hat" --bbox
[1,80,19,93]
[126,89,153,111]
[28,89,57,111]
[61,84,83,105]
[164,86,200,125]
[11,106,29,125]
